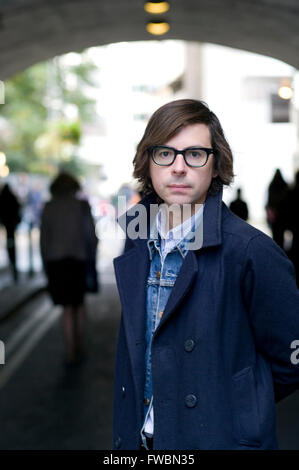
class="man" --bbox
[112,99,299,450]
[0,183,21,282]
[229,188,249,221]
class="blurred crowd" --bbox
[0,168,298,362]
[0,167,299,289]
[228,168,299,287]
[265,169,299,286]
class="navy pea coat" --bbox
[112,188,299,450]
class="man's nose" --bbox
[171,153,187,173]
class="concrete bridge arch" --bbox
[0,0,299,79]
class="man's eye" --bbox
[186,151,201,158]
[186,149,205,158]
[161,151,170,157]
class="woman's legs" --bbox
[63,301,86,363]
[63,305,76,362]
[74,302,86,356]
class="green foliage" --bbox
[0,52,97,176]
[58,120,81,144]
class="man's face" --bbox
[149,123,218,207]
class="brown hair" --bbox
[133,99,234,200]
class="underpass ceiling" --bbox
[0,0,299,78]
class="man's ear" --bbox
[212,167,218,178]
[212,158,218,179]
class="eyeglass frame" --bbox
[148,145,215,168]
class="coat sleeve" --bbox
[241,233,299,403]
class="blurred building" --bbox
[71,40,296,231]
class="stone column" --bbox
[184,42,204,100]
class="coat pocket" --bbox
[232,366,261,447]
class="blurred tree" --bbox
[0,52,97,176]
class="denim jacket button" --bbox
[185,394,197,408]
[184,339,195,352]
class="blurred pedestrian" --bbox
[24,183,43,276]
[40,172,98,365]
[282,170,299,286]
[266,169,288,248]
[229,187,249,221]
[0,183,21,282]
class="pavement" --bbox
[0,267,47,322]
[0,275,121,450]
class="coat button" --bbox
[121,386,126,397]
[156,271,161,279]
[185,394,197,408]
[115,437,122,449]
[184,339,195,352]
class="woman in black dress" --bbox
[40,172,98,364]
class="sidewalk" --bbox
[0,268,47,321]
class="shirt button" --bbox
[158,311,163,319]
[144,398,150,406]
[156,271,161,279]
[185,394,197,408]
[184,339,195,352]
[121,386,126,397]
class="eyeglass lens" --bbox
[152,147,208,166]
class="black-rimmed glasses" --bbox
[148,145,214,168]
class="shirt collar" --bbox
[147,203,204,260]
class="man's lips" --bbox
[168,184,191,188]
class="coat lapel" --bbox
[113,238,150,403]
[155,249,199,335]
[154,189,224,333]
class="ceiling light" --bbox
[278,85,293,100]
[146,20,170,36]
[144,1,170,14]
